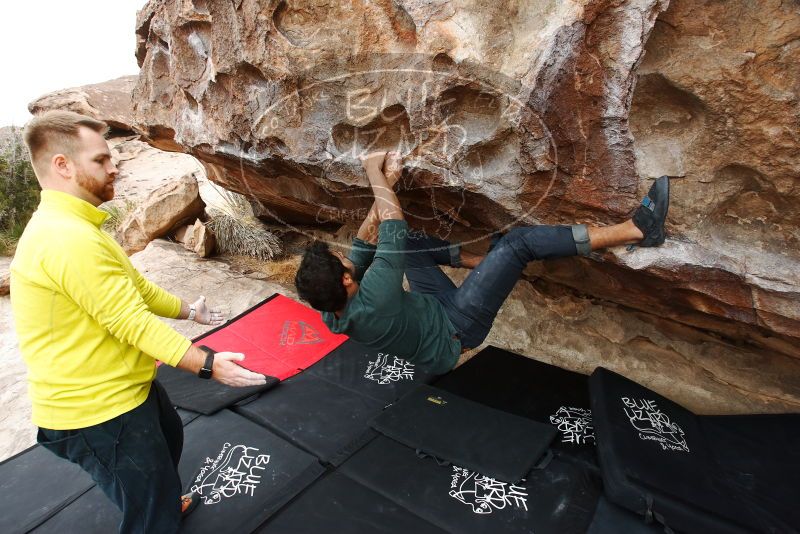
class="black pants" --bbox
[38,381,183,534]
[405,226,579,350]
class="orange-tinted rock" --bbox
[28,76,138,132]
[130,0,800,407]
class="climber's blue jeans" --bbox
[37,380,183,534]
[405,226,580,350]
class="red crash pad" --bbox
[193,294,347,380]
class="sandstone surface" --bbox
[130,0,800,403]
[28,76,139,132]
[175,218,217,257]
[120,173,205,254]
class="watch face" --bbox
[199,367,213,379]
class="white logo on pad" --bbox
[549,406,595,445]
[622,397,689,452]
[191,443,271,505]
[364,353,415,384]
[449,466,528,515]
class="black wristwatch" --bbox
[197,345,215,379]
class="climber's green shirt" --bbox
[322,220,460,374]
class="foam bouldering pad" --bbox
[177,407,201,426]
[586,496,663,534]
[305,339,438,404]
[178,410,325,533]
[255,471,447,533]
[155,365,278,415]
[193,294,347,380]
[370,384,556,483]
[235,371,383,465]
[32,486,119,533]
[0,445,95,534]
[32,410,325,534]
[700,414,800,531]
[434,345,597,466]
[340,435,602,534]
[590,367,800,533]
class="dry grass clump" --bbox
[99,200,135,236]
[207,191,281,261]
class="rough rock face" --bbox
[109,136,207,201]
[443,267,800,415]
[120,173,205,254]
[175,218,216,257]
[133,0,667,223]
[129,0,799,409]
[0,269,8,297]
[28,76,138,131]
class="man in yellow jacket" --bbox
[10,110,268,533]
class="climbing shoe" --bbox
[632,175,670,247]
[180,491,200,519]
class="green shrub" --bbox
[0,127,39,255]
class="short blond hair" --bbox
[23,110,108,178]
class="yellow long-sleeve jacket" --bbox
[10,190,191,430]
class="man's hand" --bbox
[212,352,268,387]
[193,296,224,326]
[359,151,387,172]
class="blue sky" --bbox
[0,1,146,126]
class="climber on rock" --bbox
[295,151,669,374]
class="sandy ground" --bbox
[0,257,35,462]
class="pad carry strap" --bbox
[645,495,676,534]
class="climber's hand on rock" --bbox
[358,151,387,172]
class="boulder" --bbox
[108,136,206,204]
[28,76,138,132]
[175,219,216,257]
[130,0,800,408]
[120,173,205,254]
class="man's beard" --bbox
[75,169,114,203]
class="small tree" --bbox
[0,127,40,255]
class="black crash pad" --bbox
[179,410,325,533]
[33,486,120,533]
[156,363,277,415]
[176,407,201,426]
[0,444,95,534]
[586,496,664,534]
[590,367,800,534]
[370,384,556,483]
[340,435,602,534]
[305,339,438,404]
[256,471,447,534]
[434,345,597,466]
[33,410,325,534]
[235,370,384,466]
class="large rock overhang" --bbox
[131,0,800,367]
